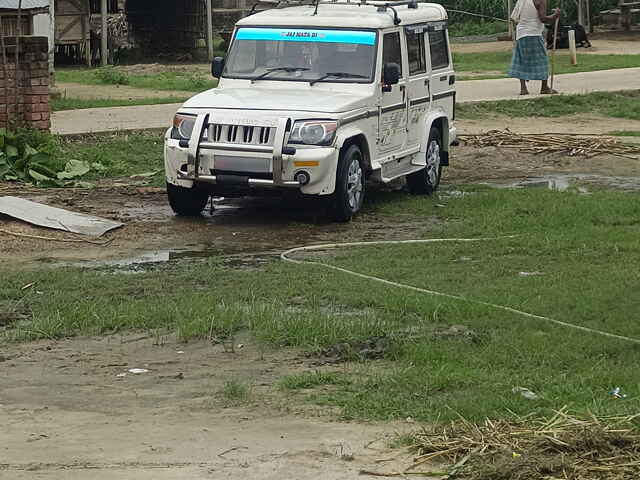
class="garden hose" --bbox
[281,237,640,345]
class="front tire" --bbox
[330,144,365,222]
[407,127,443,195]
[167,182,209,216]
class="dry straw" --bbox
[408,407,640,479]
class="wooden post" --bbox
[568,29,577,65]
[206,0,214,61]
[85,0,91,66]
[507,0,514,40]
[101,0,108,66]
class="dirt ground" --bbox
[0,333,418,480]
[2,134,640,479]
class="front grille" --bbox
[209,124,274,146]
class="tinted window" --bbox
[406,30,426,75]
[383,32,402,76]
[428,29,449,70]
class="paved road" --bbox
[51,67,640,135]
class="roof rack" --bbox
[249,0,426,24]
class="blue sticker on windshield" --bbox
[236,28,376,45]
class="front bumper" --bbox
[165,113,339,196]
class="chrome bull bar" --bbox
[176,113,301,188]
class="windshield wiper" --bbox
[251,66,310,83]
[309,72,369,86]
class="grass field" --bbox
[3,186,640,422]
[51,97,188,112]
[455,52,640,80]
[56,67,217,92]
[457,90,640,120]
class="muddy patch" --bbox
[2,143,639,268]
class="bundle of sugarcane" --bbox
[460,130,640,160]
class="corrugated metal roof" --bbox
[0,0,49,10]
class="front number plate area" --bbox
[214,155,270,173]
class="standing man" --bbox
[508,0,561,95]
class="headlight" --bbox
[171,113,196,140]
[289,120,337,146]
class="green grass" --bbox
[51,97,189,112]
[60,131,165,184]
[449,20,506,38]
[457,90,640,120]
[3,187,640,422]
[56,67,217,92]
[454,52,640,78]
[280,371,350,390]
[608,130,640,137]
[219,379,252,405]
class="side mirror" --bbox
[212,57,225,78]
[382,62,401,88]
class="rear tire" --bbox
[407,127,443,195]
[330,144,365,222]
[167,182,209,216]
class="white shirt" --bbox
[514,0,545,40]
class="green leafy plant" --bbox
[0,129,99,186]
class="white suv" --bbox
[164,0,456,221]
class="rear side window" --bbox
[406,30,426,75]
[382,32,403,76]
[428,29,449,70]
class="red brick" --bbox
[24,112,41,121]
[26,86,48,95]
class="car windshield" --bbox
[223,27,377,83]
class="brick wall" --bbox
[0,36,50,131]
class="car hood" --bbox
[182,86,371,114]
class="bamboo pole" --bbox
[101,0,108,66]
[206,0,214,61]
[49,0,56,84]
[0,14,7,127]
[15,0,22,126]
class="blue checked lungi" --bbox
[508,35,549,81]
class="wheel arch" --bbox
[421,112,450,166]
[336,130,372,175]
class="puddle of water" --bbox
[482,176,576,192]
[481,174,640,193]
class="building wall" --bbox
[0,36,51,131]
